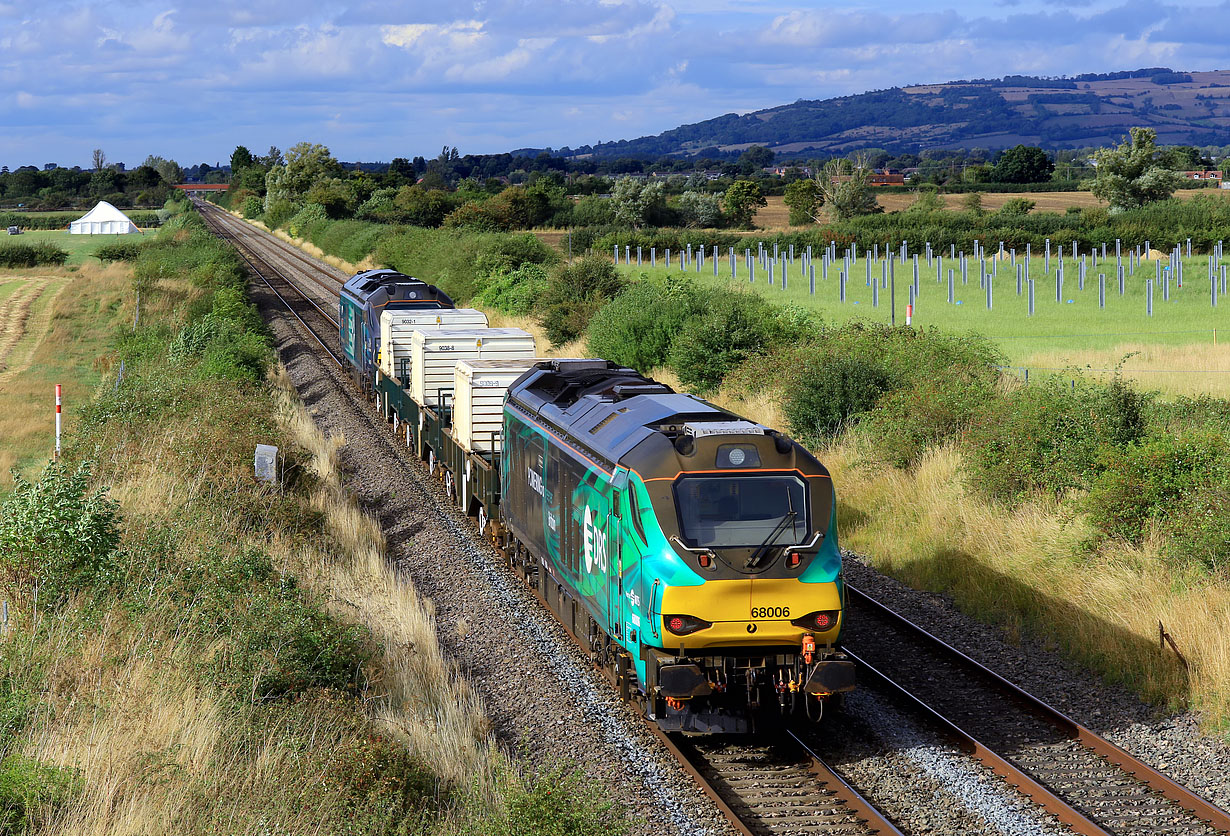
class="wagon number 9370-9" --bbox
[750,606,790,619]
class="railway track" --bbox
[843,585,1230,836]
[197,201,1230,836]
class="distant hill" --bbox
[575,68,1230,158]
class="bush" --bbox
[1086,429,1230,571]
[539,256,626,346]
[493,766,627,836]
[0,753,81,833]
[241,196,264,219]
[286,203,329,238]
[669,292,797,391]
[775,325,1000,451]
[169,313,270,381]
[0,242,68,268]
[0,461,121,598]
[586,276,708,371]
[94,239,144,263]
[473,263,549,316]
[965,376,1149,504]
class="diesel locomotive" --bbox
[342,271,855,733]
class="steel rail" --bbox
[197,201,346,300]
[197,205,342,365]
[785,728,907,836]
[846,584,1230,835]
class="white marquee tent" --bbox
[69,201,142,235]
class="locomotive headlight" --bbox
[663,614,712,636]
[716,444,760,469]
[791,610,840,631]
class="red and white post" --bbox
[906,304,913,326]
[54,384,62,460]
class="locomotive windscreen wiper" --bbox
[745,510,796,569]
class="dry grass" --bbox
[825,437,1230,725]
[14,364,501,834]
[268,365,497,791]
[1015,341,1230,399]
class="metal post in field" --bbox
[1016,264,1022,295]
[1099,273,1105,308]
[1119,265,1124,296]
[781,257,787,289]
[1147,279,1154,316]
[1056,267,1063,303]
[948,269,955,304]
[636,246,642,266]
[937,255,942,284]
[1045,238,1050,274]
[986,274,992,310]
[54,384,61,459]
[840,271,846,302]
[713,246,718,276]
[651,247,656,267]
[873,272,879,307]
[750,258,755,283]
[961,254,967,285]
[866,251,871,286]
[625,245,630,263]
[1188,237,1192,258]
[614,245,619,263]
[1028,278,1035,316]
[810,264,815,295]
[730,247,736,279]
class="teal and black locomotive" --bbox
[498,360,854,733]
[338,268,453,391]
[336,262,854,734]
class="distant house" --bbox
[830,169,905,186]
[1181,170,1223,181]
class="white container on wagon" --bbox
[453,359,546,454]
[410,328,537,409]
[378,308,488,379]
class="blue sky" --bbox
[1,0,1226,168]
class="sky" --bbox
[1,0,1228,168]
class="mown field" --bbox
[0,264,131,483]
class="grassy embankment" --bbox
[0,207,624,833]
[233,209,1230,736]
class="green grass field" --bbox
[7,228,142,265]
[618,250,1230,395]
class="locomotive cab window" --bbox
[674,475,808,549]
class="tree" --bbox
[739,145,775,170]
[91,148,106,171]
[723,180,766,229]
[816,157,879,220]
[783,179,822,225]
[387,157,414,181]
[264,142,343,209]
[230,146,254,172]
[676,190,723,228]
[142,155,183,185]
[1091,128,1182,212]
[961,192,985,215]
[611,177,665,229]
[992,145,1053,184]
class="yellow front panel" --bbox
[658,578,842,649]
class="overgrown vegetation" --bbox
[0,242,67,268]
[0,203,627,833]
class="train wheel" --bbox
[477,505,489,539]
[444,470,456,502]
[427,449,436,476]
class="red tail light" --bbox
[786,552,801,568]
[791,610,839,631]
[663,614,712,636]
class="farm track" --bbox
[196,200,1230,836]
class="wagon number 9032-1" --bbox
[750,606,790,619]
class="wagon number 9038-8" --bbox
[750,606,790,619]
